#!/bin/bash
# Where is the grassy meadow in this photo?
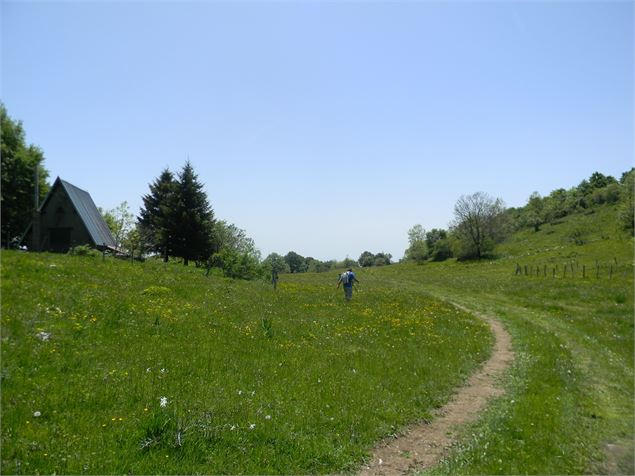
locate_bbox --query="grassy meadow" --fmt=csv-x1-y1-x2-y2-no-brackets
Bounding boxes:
1,251,491,474
1,204,633,474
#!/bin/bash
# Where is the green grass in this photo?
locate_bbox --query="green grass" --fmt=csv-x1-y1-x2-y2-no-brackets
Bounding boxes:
2,205,632,474
1,252,491,474
363,205,633,475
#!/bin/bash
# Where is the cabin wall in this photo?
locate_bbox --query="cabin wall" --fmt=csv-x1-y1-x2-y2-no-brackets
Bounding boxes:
33,188,93,252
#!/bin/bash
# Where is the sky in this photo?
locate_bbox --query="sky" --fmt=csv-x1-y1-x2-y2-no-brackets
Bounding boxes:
2,1,633,261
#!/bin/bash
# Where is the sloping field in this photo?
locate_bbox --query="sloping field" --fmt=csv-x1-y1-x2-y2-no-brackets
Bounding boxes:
2,206,632,475
1,251,491,474
366,206,633,475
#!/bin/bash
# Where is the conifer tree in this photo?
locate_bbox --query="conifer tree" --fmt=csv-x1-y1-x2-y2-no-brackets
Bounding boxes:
171,161,215,265
138,168,177,261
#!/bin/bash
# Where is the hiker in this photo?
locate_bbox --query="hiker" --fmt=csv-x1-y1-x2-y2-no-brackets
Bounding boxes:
271,269,279,289
337,268,359,301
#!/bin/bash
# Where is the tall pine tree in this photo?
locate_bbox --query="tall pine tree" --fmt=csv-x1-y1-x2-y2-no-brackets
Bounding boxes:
137,168,177,261
171,161,215,265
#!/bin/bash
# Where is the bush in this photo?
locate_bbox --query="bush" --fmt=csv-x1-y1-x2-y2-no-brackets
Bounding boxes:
208,248,263,280
430,239,452,261
68,245,100,257
566,227,589,246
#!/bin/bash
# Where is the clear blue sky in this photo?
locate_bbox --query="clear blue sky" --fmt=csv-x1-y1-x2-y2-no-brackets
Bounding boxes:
2,1,633,261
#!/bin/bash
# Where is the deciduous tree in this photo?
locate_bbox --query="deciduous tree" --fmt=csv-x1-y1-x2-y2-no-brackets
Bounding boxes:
451,192,506,259
1,104,50,247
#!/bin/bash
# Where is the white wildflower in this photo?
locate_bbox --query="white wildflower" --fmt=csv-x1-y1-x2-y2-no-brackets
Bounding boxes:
160,368,166,373
160,396,168,408
146,367,151,373
238,390,243,396
230,425,236,431
33,411,41,417
265,415,271,420
249,423,256,430
36,331,51,341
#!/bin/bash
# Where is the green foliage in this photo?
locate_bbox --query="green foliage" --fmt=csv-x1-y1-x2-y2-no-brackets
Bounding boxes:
209,247,263,280
138,163,216,265
284,251,307,273
511,170,632,236
312,260,335,273
138,168,178,260
404,225,428,263
171,162,215,265
373,252,392,266
213,221,256,256
566,225,589,245
100,201,135,252
525,191,546,231
358,251,375,267
359,251,393,267
429,238,452,261
209,220,261,277
67,245,100,257
618,168,634,235
0,103,50,247
451,192,506,259
262,252,290,274
425,228,447,249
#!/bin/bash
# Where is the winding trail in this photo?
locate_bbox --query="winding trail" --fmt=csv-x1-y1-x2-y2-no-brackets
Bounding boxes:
359,304,515,476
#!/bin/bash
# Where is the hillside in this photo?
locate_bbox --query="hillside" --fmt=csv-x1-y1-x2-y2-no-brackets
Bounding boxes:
1,202,633,474
367,204,634,474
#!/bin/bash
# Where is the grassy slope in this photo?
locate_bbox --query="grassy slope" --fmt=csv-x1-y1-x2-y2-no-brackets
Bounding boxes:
1,251,491,474
2,204,632,474
367,204,634,474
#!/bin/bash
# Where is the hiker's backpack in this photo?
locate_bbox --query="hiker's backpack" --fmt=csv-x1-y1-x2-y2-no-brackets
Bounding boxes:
340,271,350,285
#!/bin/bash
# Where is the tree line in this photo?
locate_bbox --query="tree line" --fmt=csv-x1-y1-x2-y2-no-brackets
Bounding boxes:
403,169,634,263
2,103,632,276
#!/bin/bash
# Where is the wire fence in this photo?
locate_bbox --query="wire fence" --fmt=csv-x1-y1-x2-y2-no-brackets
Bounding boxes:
513,258,629,279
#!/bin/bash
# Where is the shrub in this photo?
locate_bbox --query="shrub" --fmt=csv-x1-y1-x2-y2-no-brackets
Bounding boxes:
67,245,100,257
209,248,264,280
566,227,588,246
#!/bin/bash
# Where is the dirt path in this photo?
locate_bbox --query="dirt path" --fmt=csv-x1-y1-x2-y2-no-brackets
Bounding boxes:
359,304,515,476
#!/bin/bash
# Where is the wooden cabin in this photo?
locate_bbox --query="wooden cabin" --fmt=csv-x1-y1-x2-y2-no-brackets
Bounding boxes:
22,177,116,252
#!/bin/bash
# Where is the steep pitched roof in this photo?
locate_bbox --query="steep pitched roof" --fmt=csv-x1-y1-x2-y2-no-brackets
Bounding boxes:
40,177,116,249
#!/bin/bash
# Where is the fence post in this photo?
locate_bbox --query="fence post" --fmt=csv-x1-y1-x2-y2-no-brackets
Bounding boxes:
524,265,528,276
543,264,547,277
582,265,586,279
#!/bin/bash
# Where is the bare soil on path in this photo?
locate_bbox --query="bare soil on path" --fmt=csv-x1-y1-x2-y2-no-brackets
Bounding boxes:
359,304,515,476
